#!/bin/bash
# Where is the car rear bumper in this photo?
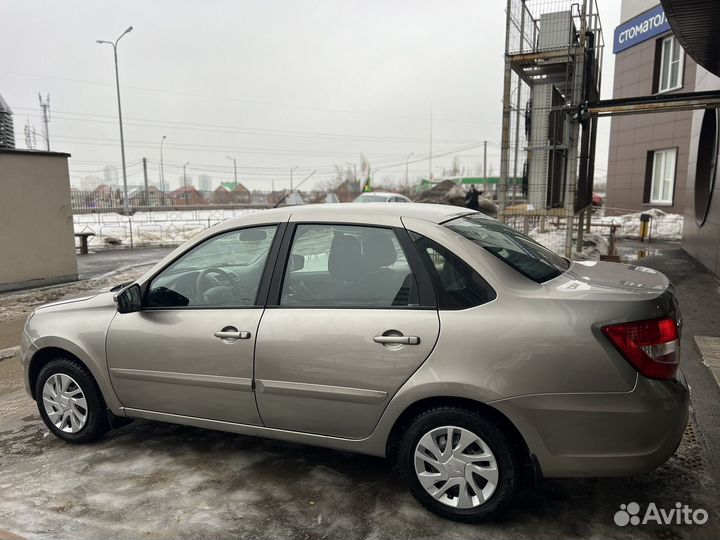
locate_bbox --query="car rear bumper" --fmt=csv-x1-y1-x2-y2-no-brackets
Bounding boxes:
490,371,689,477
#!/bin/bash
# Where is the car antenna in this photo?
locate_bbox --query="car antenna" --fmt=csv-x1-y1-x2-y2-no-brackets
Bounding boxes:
273,170,317,208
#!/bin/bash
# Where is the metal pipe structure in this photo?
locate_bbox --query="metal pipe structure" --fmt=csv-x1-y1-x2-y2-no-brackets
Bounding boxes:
498,0,513,221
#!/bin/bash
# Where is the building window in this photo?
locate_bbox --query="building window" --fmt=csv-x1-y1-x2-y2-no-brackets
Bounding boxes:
658,36,684,93
649,149,677,205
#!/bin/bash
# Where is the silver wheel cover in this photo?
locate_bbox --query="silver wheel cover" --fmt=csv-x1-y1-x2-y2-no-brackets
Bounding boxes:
414,425,499,509
42,373,88,433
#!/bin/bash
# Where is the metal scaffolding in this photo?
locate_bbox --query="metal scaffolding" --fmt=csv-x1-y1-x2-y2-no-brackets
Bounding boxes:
499,0,604,257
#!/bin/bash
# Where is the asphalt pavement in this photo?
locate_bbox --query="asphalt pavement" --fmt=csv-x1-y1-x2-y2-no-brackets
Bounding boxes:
626,241,720,484
76,246,174,279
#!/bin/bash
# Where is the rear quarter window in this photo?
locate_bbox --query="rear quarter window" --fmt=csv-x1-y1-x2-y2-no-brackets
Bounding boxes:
444,214,569,283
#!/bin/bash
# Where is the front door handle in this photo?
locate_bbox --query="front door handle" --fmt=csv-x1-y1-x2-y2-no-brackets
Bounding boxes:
214,327,251,342
373,335,420,345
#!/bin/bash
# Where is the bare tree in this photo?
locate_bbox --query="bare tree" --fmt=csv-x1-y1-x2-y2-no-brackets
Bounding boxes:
317,174,343,193
450,155,462,176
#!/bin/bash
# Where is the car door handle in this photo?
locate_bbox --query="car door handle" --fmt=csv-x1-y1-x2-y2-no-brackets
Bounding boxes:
214,329,251,340
373,335,420,345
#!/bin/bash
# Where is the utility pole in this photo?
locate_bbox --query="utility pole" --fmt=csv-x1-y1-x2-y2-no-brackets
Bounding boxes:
405,152,414,185
160,135,167,193
24,120,37,150
38,93,50,151
142,157,149,207
483,140,487,193
290,166,299,191
183,162,190,203
429,105,433,179
226,156,238,187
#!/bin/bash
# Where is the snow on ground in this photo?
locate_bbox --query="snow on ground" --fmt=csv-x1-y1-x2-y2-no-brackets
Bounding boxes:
594,208,683,240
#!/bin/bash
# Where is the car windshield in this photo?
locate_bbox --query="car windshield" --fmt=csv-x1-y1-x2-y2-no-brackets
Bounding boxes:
354,194,388,202
444,214,570,283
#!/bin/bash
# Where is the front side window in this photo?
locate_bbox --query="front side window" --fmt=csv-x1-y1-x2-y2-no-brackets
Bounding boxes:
445,214,570,283
658,35,683,93
649,148,677,204
280,224,418,307
146,225,277,308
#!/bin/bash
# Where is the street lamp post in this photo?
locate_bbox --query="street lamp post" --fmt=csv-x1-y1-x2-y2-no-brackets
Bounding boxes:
405,152,415,185
160,135,167,193
290,166,299,191
183,161,190,205
97,26,133,217
226,156,238,187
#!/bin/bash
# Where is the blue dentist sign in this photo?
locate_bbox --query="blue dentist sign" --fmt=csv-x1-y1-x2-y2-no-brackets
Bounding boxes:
613,4,671,54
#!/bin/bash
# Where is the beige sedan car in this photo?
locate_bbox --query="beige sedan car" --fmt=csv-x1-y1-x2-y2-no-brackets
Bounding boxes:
21,203,688,522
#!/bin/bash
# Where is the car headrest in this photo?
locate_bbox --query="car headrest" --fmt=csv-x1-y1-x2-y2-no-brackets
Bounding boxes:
363,230,397,270
328,233,364,281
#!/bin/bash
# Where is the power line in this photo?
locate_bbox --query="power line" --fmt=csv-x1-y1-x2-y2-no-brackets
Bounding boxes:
7,71,488,126
16,107,485,146
52,133,491,162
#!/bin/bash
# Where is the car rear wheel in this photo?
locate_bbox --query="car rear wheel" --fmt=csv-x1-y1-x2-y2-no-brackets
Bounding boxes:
398,406,519,522
35,358,109,444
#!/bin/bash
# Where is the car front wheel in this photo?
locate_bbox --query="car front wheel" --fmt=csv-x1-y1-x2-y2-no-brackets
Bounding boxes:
398,406,519,522
35,357,109,444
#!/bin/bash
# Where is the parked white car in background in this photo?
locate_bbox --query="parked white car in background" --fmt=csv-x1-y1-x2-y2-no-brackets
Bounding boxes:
353,192,412,203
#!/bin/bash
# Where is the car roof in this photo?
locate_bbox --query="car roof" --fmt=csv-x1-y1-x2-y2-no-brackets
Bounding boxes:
221,202,473,228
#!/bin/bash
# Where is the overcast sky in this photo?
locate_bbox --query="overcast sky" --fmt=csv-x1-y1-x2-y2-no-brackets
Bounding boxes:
2,0,621,191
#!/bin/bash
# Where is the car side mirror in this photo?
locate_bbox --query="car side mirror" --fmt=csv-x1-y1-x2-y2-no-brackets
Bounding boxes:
115,283,142,313
288,253,305,272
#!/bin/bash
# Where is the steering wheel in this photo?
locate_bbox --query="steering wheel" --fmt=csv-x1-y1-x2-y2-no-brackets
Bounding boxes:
195,267,238,300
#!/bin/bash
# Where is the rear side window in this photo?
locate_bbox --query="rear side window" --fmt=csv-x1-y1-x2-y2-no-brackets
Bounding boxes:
445,214,569,283
411,232,496,310
280,224,419,307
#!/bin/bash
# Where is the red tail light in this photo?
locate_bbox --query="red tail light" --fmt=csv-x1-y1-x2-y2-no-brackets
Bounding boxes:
602,317,680,380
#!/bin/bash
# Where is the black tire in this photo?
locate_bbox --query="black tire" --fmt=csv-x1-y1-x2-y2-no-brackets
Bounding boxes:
35,357,110,444
397,406,519,523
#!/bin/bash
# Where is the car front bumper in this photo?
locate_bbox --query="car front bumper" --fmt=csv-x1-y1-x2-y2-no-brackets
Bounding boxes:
20,325,37,397
490,371,690,478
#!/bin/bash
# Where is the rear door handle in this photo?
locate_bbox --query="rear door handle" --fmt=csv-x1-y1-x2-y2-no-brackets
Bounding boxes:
373,335,420,345
214,327,251,342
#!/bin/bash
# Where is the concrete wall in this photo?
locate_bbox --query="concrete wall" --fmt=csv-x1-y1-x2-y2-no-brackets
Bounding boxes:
0,150,78,291
682,66,720,277
606,13,696,214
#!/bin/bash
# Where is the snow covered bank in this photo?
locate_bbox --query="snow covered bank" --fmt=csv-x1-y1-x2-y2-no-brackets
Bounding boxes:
529,227,609,260
594,208,683,241
525,208,682,261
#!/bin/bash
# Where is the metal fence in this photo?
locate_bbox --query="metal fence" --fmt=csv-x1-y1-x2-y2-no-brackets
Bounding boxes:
70,186,683,256
73,208,265,249
71,189,283,214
